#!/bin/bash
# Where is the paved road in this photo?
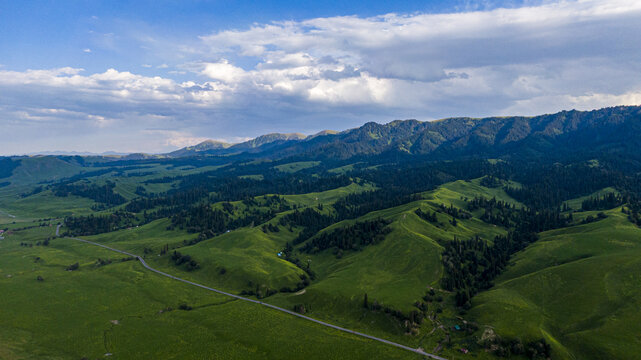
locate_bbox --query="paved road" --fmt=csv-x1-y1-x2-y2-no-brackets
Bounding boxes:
0,208,16,218
57,225,447,360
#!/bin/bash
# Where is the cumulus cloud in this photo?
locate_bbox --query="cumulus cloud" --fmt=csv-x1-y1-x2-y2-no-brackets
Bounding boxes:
1,0,641,154
194,0,641,114
201,60,247,83
503,90,641,115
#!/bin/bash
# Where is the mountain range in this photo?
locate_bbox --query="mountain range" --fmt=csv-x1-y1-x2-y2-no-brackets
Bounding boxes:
164,106,641,161
19,106,641,163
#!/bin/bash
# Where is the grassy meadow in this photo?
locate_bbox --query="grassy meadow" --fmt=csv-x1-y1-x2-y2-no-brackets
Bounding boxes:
0,223,420,360
469,208,641,359
2,155,640,360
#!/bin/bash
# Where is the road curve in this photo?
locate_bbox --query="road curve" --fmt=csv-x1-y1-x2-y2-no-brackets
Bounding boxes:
58,226,446,360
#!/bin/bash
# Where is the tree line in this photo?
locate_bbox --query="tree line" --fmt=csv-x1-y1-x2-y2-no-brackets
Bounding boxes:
279,208,336,245
52,181,126,207
581,192,623,211
64,210,136,236
301,219,392,255
441,202,573,309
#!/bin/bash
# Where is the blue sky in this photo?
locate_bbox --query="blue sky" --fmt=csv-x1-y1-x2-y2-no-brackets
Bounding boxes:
1,0,640,154
1,0,533,73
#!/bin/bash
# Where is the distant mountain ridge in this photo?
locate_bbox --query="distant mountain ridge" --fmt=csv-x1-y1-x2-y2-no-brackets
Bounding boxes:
168,140,232,157
167,131,326,157
17,106,641,161
26,150,129,156
168,106,641,161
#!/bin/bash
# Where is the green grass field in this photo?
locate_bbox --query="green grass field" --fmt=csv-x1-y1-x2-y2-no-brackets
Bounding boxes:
0,176,536,359
0,224,421,360
56,178,508,359
0,190,96,221
3,164,641,360
274,161,321,173
327,162,362,174
469,207,641,359
424,178,523,209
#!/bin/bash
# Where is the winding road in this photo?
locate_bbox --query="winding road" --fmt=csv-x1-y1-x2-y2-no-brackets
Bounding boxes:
56,225,447,360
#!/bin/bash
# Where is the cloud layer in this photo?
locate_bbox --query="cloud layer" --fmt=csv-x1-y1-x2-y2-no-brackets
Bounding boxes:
2,0,641,154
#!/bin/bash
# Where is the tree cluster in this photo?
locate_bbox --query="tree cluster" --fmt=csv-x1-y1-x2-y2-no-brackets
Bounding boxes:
170,202,278,243
333,190,420,220
442,208,572,309
261,223,280,233
581,192,623,211
170,251,200,271
505,162,617,210
52,181,126,206
279,241,316,282
0,158,20,179
279,208,335,245
467,196,517,227
581,212,607,224
623,201,641,226
437,203,472,220
64,210,136,236
480,175,502,188
415,208,438,223
240,282,278,299
301,219,391,254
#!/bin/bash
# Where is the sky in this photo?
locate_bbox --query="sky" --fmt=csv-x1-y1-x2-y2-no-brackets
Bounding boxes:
1,0,640,155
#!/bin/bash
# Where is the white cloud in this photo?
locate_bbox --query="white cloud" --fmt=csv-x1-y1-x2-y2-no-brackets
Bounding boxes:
201,60,247,83
0,67,233,153
193,0,641,115
308,74,390,105
144,129,210,148
83,48,92,53
1,0,641,154
503,90,641,116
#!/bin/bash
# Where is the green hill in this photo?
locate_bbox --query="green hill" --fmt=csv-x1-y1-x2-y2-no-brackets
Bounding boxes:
0,224,417,359
469,208,641,359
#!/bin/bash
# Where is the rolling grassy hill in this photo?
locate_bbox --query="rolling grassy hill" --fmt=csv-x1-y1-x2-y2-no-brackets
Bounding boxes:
7,172,620,359
67,178,518,358
0,224,419,360
561,187,619,211
469,207,641,359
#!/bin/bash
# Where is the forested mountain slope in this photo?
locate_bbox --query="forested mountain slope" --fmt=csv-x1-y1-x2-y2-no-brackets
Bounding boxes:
169,106,641,161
